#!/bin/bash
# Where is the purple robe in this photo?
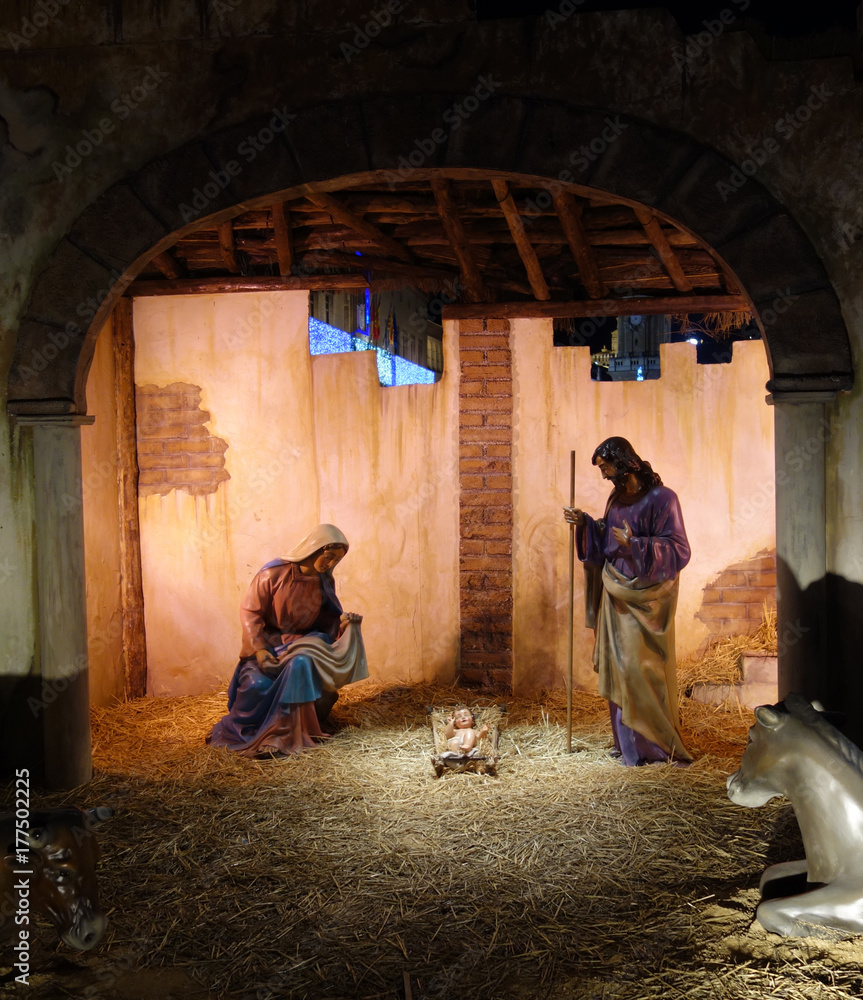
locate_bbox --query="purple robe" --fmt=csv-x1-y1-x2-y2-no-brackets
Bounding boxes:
577,484,692,765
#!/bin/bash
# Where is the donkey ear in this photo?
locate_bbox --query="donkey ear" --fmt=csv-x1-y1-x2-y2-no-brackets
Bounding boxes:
755,705,784,729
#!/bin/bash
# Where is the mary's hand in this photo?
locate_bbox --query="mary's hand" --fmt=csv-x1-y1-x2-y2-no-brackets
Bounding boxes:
255,648,281,676
340,611,363,624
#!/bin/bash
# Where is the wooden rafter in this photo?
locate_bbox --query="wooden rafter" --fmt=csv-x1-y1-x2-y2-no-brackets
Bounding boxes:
217,221,240,274
430,177,487,303
491,179,550,300
442,294,750,321
553,192,607,299
306,191,414,263
272,202,295,276
129,275,369,296
633,207,693,294
150,250,182,280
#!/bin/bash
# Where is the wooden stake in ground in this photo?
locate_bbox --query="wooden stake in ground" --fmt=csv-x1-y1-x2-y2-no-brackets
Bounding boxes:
567,449,575,753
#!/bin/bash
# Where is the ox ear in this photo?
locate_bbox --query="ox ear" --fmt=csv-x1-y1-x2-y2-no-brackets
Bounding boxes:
754,705,784,729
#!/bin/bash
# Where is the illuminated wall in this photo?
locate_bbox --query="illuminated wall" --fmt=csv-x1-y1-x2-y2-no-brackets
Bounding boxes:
127,291,460,696
511,320,774,695
81,299,773,701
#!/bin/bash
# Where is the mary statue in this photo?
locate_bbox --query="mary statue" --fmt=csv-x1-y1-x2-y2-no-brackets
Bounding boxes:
207,524,368,756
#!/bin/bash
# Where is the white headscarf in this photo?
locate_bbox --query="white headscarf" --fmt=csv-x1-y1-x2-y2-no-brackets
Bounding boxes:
282,524,349,563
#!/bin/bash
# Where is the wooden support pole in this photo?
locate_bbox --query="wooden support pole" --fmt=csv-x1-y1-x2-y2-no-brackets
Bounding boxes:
567,449,575,754
218,221,241,274
633,207,694,293
113,297,148,700
272,202,295,276
442,293,750,321
553,192,607,299
306,191,415,263
491,178,550,300
430,176,487,302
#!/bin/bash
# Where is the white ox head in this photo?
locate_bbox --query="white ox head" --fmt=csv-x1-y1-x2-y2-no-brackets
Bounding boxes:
727,702,797,808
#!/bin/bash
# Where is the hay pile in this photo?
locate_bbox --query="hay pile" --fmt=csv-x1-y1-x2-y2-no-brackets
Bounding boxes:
12,680,863,1000
678,607,778,694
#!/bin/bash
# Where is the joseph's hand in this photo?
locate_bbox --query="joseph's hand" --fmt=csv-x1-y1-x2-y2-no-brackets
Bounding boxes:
255,648,279,669
563,507,586,526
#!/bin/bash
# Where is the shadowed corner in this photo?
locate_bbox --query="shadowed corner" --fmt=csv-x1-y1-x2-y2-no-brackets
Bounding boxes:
0,675,45,784
775,558,863,750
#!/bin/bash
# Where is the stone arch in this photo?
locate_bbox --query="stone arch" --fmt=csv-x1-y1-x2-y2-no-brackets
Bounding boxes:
7,94,853,413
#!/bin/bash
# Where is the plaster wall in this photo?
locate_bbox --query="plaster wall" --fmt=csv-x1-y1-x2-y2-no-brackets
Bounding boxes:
79,316,124,707
511,323,774,696
130,291,460,696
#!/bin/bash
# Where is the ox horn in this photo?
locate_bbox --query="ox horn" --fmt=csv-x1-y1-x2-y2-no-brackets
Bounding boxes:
85,806,114,825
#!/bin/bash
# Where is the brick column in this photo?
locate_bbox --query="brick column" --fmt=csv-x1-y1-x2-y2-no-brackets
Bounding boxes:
458,319,513,688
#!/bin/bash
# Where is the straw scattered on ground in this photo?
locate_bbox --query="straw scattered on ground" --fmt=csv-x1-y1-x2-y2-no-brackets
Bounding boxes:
6,659,863,1000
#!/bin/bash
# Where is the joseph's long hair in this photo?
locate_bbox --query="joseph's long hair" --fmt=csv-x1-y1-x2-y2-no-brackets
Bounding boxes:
592,437,662,489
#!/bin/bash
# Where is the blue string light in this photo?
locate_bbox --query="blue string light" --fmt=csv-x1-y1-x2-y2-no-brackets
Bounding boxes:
309,318,435,387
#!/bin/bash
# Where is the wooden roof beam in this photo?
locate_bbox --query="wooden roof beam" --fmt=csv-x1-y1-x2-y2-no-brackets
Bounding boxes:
128,274,369,296
553,192,607,299
306,191,414,263
442,293,750,321
633,207,693,294
217,221,241,274
150,250,183,280
272,202,295,276
430,177,487,303
491,179,550,300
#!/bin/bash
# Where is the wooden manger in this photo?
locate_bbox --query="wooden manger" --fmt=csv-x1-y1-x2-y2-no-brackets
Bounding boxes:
427,703,506,776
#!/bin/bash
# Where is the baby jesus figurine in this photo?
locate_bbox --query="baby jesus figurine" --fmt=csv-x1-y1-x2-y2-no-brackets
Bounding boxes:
443,707,489,758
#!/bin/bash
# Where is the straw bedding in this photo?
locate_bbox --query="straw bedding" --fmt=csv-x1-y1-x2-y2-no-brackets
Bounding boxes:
7,671,863,1000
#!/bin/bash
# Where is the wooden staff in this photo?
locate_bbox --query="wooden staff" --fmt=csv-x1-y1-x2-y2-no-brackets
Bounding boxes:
567,449,575,754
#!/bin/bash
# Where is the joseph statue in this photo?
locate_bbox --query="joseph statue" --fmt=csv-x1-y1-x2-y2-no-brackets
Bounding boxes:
564,437,692,766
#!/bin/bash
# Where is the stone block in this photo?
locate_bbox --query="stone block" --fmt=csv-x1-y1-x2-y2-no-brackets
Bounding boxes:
443,95,529,173
584,117,699,208
717,212,829,304
129,142,241,232
8,319,84,409
67,182,169,273
761,287,853,388
657,148,780,250
360,93,455,176
740,653,778,685
26,238,121,331
201,115,303,206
